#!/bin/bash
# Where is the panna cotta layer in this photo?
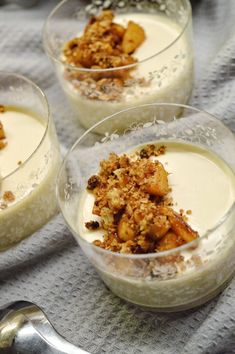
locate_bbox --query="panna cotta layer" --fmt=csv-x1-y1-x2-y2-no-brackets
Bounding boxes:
0,107,61,249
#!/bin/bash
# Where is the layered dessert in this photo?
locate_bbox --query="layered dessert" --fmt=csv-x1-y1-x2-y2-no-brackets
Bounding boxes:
61,10,193,129
77,141,235,310
0,106,61,250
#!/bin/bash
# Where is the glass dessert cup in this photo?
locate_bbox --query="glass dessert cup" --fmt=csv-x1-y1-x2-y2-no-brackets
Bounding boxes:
57,103,235,312
43,0,194,130
0,72,61,250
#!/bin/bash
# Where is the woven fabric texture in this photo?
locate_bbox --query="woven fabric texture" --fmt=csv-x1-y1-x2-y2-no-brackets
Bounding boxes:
1,1,235,353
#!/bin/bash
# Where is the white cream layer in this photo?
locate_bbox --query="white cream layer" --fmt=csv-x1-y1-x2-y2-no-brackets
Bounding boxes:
0,108,45,177
78,141,235,244
0,108,51,205
0,107,60,249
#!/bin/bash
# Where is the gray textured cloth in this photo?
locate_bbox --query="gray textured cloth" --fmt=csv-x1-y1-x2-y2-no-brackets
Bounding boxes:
1,1,235,353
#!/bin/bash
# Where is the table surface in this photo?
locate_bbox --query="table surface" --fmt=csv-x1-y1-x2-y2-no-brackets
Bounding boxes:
1,1,235,353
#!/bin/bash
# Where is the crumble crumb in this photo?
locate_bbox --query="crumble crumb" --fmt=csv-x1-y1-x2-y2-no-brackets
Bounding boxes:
85,220,100,230
186,209,192,215
3,191,15,203
140,145,166,159
18,161,22,166
86,144,198,254
63,10,148,102
87,175,100,190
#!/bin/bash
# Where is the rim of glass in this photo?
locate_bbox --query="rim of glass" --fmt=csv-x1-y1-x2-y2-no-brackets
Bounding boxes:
43,0,192,73
57,103,235,259
0,71,50,181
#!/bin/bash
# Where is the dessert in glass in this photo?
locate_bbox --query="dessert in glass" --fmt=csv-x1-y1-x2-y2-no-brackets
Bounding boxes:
0,72,61,250
43,0,194,129
57,103,235,312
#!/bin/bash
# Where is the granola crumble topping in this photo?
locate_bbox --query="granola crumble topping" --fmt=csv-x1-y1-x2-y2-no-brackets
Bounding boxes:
63,10,148,102
85,144,199,254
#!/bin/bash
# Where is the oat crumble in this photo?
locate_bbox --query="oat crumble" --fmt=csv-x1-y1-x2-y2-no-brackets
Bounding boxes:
63,10,148,102
85,144,198,254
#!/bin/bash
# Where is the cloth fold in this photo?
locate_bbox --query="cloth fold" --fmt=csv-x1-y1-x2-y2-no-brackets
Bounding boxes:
0,1,235,353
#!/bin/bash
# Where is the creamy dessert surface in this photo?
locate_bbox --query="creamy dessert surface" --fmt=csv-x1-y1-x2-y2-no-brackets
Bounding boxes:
78,141,235,256
0,107,45,177
0,107,50,208
61,11,193,128
0,106,60,249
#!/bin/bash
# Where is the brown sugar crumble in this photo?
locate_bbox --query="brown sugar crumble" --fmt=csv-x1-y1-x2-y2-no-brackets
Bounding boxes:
3,191,15,203
85,144,198,254
63,10,147,102
0,121,7,150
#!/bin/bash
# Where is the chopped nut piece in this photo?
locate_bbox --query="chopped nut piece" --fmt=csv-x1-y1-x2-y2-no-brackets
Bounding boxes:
85,220,100,230
0,105,5,113
3,191,15,203
122,21,146,54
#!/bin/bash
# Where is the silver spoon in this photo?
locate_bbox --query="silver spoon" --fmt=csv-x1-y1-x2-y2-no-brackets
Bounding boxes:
0,300,89,353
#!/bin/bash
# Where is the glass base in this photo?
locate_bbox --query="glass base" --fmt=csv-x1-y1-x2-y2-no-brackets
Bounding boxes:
105,273,234,313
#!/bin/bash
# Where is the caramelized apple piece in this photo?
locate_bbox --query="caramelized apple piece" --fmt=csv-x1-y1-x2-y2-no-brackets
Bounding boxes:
157,232,184,252
118,215,136,241
169,213,198,243
122,21,145,54
149,215,171,239
111,23,126,42
144,162,170,197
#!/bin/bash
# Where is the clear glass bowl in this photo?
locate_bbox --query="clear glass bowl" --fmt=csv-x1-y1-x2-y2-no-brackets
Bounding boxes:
0,72,61,250
43,0,194,130
57,103,235,311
